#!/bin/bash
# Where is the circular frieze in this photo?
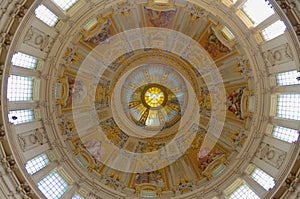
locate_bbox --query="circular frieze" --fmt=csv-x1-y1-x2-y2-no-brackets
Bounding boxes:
70,28,226,174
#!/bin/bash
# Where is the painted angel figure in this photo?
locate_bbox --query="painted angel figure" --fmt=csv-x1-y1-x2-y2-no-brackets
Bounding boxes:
84,139,104,161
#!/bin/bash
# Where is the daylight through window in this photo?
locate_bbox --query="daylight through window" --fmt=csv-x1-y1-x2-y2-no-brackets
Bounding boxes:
34,4,59,27
277,94,300,120
276,70,300,86
229,184,260,199
250,168,275,190
241,0,274,26
261,20,286,41
7,75,33,101
52,0,78,11
8,109,34,124
11,52,37,69
25,154,49,175
38,172,68,199
273,126,299,143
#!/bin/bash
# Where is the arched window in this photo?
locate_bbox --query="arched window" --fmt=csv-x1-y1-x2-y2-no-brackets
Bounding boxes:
25,154,49,175
34,4,59,27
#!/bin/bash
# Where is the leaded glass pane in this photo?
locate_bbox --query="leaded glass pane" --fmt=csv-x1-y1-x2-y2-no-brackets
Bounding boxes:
38,172,68,199
229,184,260,199
277,94,300,120
273,126,299,143
8,109,34,124
25,154,49,175
11,52,37,69
35,4,59,27
250,168,275,190
276,70,300,86
7,75,33,101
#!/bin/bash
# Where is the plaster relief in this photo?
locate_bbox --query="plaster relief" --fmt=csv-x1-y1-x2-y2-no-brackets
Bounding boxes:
262,43,293,67
256,142,287,169
17,128,48,152
24,26,54,53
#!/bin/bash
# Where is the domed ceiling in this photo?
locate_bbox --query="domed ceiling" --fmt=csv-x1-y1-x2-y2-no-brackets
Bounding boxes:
0,0,300,199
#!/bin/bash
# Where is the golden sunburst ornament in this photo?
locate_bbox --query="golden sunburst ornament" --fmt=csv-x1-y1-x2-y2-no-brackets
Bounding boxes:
144,87,165,108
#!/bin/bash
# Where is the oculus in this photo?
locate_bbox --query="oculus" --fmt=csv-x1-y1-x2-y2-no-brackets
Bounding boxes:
143,86,166,108
128,83,181,129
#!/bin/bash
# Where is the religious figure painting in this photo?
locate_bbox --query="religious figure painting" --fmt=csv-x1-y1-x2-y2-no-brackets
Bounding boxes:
100,118,129,148
64,75,87,109
144,7,176,28
83,139,103,161
226,87,245,120
95,78,111,110
83,19,112,46
202,31,231,60
197,147,226,174
134,170,164,186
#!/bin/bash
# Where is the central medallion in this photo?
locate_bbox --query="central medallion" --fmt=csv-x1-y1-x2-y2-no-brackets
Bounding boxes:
119,64,188,130
143,85,167,108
